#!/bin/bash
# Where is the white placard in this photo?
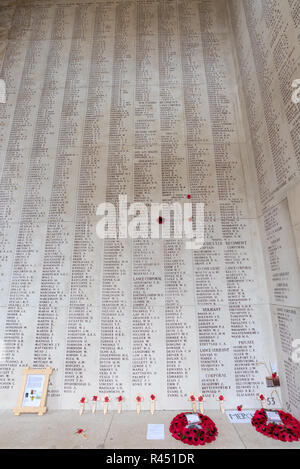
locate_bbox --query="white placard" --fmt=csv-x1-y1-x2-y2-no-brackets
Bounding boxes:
22,374,45,407
147,424,165,440
185,413,200,425
226,410,256,423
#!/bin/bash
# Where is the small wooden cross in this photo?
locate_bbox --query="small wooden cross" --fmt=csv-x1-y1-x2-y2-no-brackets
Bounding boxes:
150,394,156,415
217,395,225,414
75,428,87,439
198,395,205,414
103,395,110,414
189,394,197,413
116,395,124,414
135,393,143,414
91,395,99,414
258,394,267,409
79,396,87,415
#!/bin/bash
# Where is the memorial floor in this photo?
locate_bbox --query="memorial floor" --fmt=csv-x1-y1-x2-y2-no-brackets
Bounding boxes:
1,410,300,449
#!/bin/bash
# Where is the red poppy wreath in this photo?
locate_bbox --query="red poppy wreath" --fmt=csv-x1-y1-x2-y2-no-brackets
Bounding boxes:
169,412,218,446
252,409,300,442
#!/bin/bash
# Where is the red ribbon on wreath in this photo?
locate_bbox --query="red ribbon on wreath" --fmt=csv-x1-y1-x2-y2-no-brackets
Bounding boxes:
169,412,218,446
252,409,300,442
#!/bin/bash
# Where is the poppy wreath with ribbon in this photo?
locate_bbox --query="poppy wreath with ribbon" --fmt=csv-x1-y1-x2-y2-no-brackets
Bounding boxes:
252,409,300,442
169,412,218,446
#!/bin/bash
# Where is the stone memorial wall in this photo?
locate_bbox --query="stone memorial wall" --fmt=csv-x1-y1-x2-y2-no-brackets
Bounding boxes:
229,0,300,418
0,0,297,412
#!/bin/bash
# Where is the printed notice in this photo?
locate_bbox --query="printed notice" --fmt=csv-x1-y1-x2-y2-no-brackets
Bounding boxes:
22,374,45,407
147,424,165,440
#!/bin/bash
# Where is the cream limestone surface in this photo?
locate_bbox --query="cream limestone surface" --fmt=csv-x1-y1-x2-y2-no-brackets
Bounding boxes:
228,0,300,418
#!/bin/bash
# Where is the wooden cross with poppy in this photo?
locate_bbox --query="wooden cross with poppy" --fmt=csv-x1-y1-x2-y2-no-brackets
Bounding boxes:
149,394,156,415
103,395,110,414
217,394,225,414
258,394,267,409
116,394,124,414
189,394,197,413
135,394,143,414
198,395,205,414
75,428,87,439
91,395,99,414
79,396,87,415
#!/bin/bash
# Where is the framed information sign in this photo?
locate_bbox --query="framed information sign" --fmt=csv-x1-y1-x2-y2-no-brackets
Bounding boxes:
13,367,53,416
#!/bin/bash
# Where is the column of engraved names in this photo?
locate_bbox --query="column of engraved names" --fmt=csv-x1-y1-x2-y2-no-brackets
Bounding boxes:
62,4,114,398
178,0,227,398
131,0,166,395
199,1,261,398
244,3,297,199
158,0,199,402
0,5,56,390
228,0,272,207
27,5,93,401
262,0,300,172
99,1,134,397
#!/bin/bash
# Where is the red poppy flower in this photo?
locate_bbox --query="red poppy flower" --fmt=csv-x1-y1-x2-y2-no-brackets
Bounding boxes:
92,395,98,401
198,396,204,402
187,194,191,199
158,216,164,224
136,395,142,402
237,405,242,411
259,394,265,401
80,397,86,404
117,395,123,402
190,395,196,401
104,396,109,403
218,395,224,401
272,373,277,379
76,429,84,434
150,394,156,401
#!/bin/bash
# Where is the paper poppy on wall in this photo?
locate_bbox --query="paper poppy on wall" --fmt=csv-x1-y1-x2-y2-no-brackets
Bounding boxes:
252,409,300,442
169,413,218,446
